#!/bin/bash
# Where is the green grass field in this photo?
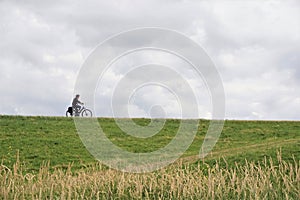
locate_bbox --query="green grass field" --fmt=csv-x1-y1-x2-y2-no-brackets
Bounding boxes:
0,115,299,199
0,115,299,171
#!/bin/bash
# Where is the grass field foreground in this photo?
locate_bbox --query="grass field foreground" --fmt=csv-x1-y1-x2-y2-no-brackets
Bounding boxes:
0,115,299,199
0,152,299,199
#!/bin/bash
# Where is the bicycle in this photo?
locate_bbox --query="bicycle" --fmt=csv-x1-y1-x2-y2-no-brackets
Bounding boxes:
66,105,93,117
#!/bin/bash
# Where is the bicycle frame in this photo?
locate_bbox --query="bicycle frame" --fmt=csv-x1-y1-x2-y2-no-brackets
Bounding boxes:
74,106,86,116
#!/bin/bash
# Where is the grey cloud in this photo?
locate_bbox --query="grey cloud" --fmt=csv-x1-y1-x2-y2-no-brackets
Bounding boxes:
0,0,299,120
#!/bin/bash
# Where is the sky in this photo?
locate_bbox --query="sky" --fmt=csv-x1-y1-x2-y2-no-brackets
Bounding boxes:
0,0,299,120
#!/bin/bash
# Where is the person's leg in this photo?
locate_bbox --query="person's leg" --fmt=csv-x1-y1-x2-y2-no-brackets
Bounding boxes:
74,105,81,116
73,106,78,116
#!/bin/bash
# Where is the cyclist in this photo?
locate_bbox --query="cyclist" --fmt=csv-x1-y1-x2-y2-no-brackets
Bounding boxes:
72,94,84,116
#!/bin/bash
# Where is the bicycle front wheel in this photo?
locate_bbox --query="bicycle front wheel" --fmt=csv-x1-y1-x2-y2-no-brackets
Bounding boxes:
81,109,93,117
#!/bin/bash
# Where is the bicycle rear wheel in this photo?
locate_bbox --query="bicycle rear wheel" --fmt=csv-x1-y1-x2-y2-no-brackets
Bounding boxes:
81,109,93,117
66,111,73,117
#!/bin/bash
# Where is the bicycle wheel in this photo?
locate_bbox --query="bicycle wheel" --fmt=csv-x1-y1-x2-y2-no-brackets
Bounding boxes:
66,110,73,117
81,109,92,117
66,107,74,117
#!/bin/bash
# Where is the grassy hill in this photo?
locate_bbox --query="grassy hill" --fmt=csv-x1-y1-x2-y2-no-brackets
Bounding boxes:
0,115,299,171
0,115,299,199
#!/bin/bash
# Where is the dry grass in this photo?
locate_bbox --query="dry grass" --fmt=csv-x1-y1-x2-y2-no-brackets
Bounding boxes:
0,152,299,200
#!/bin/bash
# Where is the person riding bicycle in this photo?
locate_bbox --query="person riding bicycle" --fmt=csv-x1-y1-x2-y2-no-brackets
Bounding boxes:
72,94,84,115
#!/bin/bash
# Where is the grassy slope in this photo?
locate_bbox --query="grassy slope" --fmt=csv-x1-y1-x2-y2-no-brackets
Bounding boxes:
0,115,299,172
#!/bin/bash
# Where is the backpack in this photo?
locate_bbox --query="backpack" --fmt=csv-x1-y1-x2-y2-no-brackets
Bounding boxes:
67,107,73,115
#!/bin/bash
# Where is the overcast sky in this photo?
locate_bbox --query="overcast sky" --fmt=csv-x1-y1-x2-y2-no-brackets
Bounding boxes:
0,0,299,120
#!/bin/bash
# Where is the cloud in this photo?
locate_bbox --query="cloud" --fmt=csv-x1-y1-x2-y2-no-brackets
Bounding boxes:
0,0,299,119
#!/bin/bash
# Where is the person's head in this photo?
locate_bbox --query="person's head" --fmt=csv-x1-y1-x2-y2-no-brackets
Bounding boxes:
75,94,80,99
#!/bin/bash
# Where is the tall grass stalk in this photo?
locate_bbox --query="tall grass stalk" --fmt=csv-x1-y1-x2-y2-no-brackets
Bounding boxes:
0,152,299,199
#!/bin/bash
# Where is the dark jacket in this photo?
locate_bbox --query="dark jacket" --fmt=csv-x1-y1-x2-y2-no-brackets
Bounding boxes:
72,98,82,107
